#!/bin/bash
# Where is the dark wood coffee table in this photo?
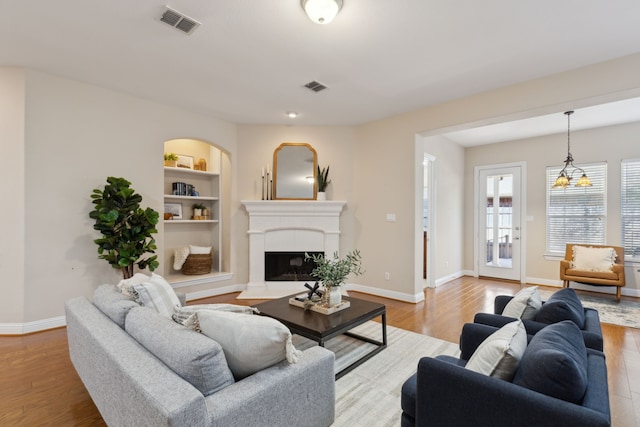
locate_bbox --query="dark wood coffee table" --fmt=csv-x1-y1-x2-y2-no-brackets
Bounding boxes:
253,295,386,379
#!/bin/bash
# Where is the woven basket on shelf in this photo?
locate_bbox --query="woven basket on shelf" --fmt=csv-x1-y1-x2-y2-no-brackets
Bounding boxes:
182,254,212,275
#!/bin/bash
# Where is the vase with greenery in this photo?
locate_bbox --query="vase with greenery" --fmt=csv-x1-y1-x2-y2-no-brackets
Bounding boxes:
316,165,330,200
89,176,160,279
164,152,178,167
306,250,363,306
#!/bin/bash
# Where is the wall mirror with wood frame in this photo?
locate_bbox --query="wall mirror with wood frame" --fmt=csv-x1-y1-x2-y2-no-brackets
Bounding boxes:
273,142,317,200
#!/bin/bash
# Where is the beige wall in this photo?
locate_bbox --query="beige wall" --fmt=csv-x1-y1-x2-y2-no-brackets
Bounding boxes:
424,135,465,284
6,69,238,325
464,122,640,293
354,53,640,300
0,68,26,324
234,125,358,285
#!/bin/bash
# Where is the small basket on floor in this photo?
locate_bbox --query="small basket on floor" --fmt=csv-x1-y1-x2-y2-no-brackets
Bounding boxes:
182,254,212,275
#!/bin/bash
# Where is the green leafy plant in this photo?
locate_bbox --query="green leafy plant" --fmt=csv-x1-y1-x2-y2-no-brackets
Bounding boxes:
89,177,160,279
306,250,363,288
317,165,331,192
164,153,178,161
192,203,206,210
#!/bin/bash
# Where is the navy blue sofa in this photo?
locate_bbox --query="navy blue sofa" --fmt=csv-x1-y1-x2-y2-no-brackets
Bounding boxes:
474,288,603,351
401,321,610,427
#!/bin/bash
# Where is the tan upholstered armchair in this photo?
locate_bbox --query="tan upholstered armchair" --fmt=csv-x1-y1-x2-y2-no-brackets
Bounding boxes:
560,243,625,301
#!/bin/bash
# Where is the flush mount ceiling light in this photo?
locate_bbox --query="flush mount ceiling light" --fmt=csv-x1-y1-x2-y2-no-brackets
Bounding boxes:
286,111,299,118
301,0,343,24
552,111,592,189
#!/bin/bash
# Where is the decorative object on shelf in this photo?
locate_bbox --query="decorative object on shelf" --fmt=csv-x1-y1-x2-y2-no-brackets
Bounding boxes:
317,164,330,200
164,152,178,167
552,110,592,188
301,0,343,25
164,202,183,220
306,249,363,307
194,158,207,171
183,254,212,275
261,164,274,200
176,154,194,169
175,244,213,275
89,176,159,279
172,182,187,195
192,203,207,220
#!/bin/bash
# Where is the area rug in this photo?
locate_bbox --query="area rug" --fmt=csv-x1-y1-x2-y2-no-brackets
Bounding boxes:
292,322,460,426
539,288,640,329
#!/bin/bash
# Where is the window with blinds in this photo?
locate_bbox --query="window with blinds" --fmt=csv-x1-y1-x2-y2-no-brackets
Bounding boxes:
546,162,607,254
621,159,640,261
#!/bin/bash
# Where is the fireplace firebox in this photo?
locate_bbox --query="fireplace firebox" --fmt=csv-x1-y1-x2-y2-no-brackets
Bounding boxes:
265,251,323,282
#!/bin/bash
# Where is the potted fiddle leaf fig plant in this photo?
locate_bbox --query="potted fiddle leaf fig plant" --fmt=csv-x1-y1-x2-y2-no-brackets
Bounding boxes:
89,177,160,279
316,165,330,200
306,250,363,307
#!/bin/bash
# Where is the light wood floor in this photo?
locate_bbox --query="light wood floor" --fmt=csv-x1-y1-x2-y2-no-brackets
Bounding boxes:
1,277,639,426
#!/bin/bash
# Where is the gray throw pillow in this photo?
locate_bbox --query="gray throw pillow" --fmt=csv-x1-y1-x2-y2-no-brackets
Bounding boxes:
125,306,235,396
92,284,139,328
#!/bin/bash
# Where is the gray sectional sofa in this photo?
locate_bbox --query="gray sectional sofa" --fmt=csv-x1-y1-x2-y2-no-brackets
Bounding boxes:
65,286,336,427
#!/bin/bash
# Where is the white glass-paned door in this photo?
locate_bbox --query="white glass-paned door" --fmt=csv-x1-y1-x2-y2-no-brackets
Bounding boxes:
478,166,521,281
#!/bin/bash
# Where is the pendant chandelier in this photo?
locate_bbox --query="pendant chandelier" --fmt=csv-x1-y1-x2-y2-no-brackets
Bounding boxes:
552,110,592,188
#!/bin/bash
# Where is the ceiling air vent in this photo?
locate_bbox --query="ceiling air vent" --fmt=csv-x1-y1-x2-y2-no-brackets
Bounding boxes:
304,80,328,92
160,6,201,35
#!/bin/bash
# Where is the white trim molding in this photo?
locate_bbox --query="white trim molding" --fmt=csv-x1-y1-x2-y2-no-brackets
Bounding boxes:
0,315,66,335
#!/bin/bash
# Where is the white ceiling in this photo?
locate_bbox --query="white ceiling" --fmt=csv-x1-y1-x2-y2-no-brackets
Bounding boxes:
2,0,640,142
443,97,640,147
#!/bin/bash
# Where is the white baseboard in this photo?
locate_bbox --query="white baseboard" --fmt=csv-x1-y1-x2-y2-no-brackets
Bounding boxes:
0,316,66,335
434,271,465,287
346,283,424,303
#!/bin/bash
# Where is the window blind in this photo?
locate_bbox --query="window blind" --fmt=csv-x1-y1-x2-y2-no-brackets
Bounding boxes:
621,159,640,260
546,162,607,253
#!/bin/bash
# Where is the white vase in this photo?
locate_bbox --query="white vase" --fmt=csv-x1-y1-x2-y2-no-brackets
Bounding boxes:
317,192,327,201
328,286,342,307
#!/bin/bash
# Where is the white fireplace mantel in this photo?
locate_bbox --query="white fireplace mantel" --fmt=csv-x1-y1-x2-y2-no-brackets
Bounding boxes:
241,200,346,287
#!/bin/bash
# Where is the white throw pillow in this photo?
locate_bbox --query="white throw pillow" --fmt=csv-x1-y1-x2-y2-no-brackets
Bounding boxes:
466,320,527,381
502,286,542,320
571,246,616,272
198,310,301,380
117,273,150,298
189,245,212,255
132,274,181,318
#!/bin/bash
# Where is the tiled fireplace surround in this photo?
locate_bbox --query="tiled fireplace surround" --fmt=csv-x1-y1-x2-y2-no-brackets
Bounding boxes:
241,200,346,289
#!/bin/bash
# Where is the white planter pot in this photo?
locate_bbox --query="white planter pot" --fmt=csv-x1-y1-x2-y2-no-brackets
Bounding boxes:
317,192,327,201
327,286,342,306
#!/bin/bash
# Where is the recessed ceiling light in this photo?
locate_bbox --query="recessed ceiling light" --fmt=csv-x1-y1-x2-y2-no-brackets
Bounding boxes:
286,112,299,118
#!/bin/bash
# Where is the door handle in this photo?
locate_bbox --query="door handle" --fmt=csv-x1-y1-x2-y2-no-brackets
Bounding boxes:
513,237,520,240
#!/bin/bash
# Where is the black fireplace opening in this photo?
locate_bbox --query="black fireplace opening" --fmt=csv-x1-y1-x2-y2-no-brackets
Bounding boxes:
265,251,324,282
